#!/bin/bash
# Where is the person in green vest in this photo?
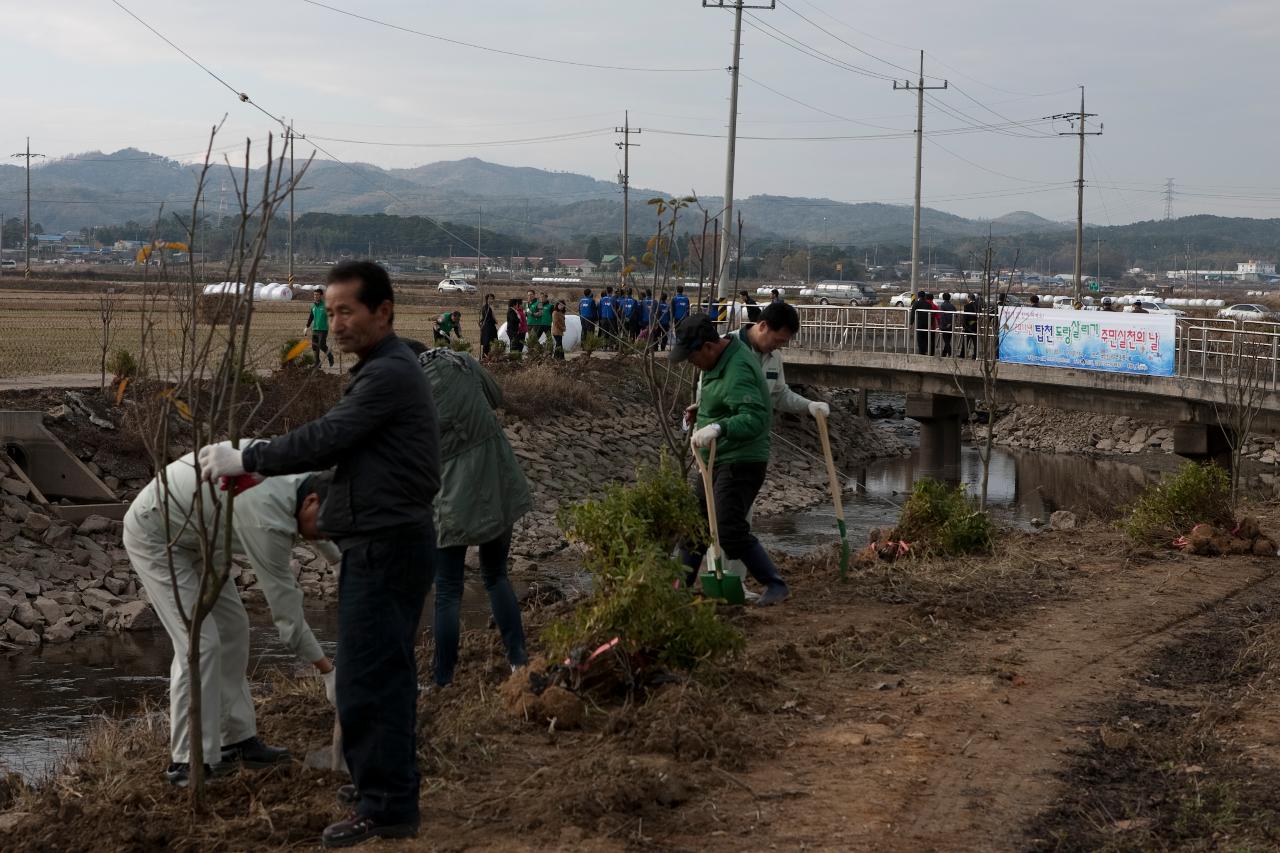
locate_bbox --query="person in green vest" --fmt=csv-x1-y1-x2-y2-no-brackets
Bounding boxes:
303,287,334,367
669,313,789,606
433,310,463,346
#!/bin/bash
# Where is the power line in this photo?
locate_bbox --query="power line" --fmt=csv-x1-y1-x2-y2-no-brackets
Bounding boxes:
741,12,899,81
108,0,486,258
306,128,613,148
299,0,720,73
740,73,907,130
775,0,919,77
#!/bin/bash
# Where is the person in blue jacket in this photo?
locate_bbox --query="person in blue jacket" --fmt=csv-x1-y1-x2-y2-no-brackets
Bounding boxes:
598,286,616,349
672,285,691,325
640,290,655,339
620,288,638,339
655,291,672,351
578,288,597,337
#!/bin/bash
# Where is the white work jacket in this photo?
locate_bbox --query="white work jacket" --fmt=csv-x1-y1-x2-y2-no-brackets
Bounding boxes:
127,442,334,663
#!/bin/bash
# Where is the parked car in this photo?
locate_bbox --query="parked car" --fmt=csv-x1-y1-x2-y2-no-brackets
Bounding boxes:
437,278,477,294
890,291,914,308
1216,303,1277,322
0,260,14,269
1124,300,1185,317
803,280,879,306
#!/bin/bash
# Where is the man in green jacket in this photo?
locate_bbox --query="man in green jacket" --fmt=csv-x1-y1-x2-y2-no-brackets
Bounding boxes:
304,287,335,367
670,313,789,605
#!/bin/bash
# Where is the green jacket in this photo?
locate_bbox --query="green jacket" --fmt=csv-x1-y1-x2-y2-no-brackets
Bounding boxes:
419,349,532,547
527,300,545,326
695,336,772,464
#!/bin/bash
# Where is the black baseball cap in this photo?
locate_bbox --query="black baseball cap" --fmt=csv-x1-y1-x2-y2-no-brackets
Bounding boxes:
669,313,720,363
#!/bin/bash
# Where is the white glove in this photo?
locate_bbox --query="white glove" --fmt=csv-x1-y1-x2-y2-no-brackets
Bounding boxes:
808,401,830,419
197,444,245,482
691,423,722,449
322,668,337,706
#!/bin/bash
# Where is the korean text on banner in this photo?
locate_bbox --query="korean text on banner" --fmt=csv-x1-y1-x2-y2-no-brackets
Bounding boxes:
998,307,1176,377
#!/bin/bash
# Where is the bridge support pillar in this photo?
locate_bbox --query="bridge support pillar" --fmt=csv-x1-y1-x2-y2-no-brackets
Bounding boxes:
907,393,968,483
1172,423,1235,470
853,389,869,419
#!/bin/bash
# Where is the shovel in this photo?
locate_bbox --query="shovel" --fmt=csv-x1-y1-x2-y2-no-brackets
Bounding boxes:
814,409,850,581
693,437,746,605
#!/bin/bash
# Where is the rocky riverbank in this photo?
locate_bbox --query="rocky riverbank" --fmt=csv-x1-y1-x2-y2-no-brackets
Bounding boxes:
977,404,1280,464
0,372,907,651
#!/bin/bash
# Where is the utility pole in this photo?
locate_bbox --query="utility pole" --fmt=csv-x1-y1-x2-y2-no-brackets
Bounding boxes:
704,0,774,298
286,121,306,285
615,111,641,271
893,52,947,296
1049,87,1102,304
11,138,44,279
477,205,483,283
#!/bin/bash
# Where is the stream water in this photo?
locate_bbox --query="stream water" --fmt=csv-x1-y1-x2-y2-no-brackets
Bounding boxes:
0,436,1238,782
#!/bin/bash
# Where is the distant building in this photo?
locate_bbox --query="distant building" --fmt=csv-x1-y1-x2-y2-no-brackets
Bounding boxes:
556,258,595,273
1238,260,1277,277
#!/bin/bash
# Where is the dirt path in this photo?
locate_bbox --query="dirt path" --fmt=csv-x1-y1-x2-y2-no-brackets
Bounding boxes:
8,522,1280,853
654,547,1279,852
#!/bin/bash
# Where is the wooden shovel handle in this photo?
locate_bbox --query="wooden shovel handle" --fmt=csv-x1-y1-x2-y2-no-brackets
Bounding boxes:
814,410,845,522
692,436,722,578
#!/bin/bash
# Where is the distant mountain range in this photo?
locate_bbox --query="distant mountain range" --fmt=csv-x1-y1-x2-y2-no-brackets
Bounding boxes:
1,151,1277,271
0,149,1070,243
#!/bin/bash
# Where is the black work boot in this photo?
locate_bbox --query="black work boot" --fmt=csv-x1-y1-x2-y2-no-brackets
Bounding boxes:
221,736,291,768
336,783,359,806
164,761,235,787
739,542,790,606
321,813,419,848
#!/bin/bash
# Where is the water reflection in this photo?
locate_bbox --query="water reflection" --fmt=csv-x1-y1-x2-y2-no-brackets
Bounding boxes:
0,579,510,781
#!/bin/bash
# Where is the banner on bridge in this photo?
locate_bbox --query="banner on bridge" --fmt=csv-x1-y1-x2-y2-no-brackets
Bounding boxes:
998,307,1176,377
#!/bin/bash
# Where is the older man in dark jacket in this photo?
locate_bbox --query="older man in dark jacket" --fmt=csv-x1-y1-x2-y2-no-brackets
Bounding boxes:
199,260,439,848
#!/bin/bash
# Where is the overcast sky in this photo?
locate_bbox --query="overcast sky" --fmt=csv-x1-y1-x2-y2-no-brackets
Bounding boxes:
6,0,1278,224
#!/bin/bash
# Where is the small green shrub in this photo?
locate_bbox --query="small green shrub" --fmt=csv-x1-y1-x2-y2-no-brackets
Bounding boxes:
108,349,137,379
448,337,472,353
898,478,995,556
546,455,742,670
580,332,603,357
278,337,316,369
1123,462,1232,544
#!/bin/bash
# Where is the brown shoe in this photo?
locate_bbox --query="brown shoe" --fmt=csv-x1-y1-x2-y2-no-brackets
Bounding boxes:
321,813,419,848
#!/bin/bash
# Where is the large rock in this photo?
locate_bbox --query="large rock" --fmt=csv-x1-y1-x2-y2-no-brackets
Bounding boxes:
22,512,51,534
44,616,79,644
76,515,113,536
43,525,74,550
32,596,64,624
0,522,20,541
2,620,39,645
81,587,122,612
1050,510,1077,531
0,478,29,499
0,594,14,623
102,576,128,597
111,600,159,632
11,601,41,629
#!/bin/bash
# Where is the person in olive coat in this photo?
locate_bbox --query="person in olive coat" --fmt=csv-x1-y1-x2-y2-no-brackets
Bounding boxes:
405,342,532,686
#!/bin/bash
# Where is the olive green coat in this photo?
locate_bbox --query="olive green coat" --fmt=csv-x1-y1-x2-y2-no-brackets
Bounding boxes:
419,349,533,548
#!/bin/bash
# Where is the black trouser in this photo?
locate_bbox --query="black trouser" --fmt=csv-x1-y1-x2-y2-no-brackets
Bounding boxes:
915,328,932,355
311,330,333,366
553,334,564,358
432,529,526,687
940,328,952,357
337,527,435,826
961,325,977,358
679,460,785,587
480,326,496,356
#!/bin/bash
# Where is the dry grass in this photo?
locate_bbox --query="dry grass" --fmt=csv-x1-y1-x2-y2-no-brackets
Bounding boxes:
492,361,602,422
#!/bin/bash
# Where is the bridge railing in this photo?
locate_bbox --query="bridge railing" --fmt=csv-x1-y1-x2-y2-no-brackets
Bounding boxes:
786,304,1280,391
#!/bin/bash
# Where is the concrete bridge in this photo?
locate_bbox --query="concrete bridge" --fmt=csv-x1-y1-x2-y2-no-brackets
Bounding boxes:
778,306,1280,466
